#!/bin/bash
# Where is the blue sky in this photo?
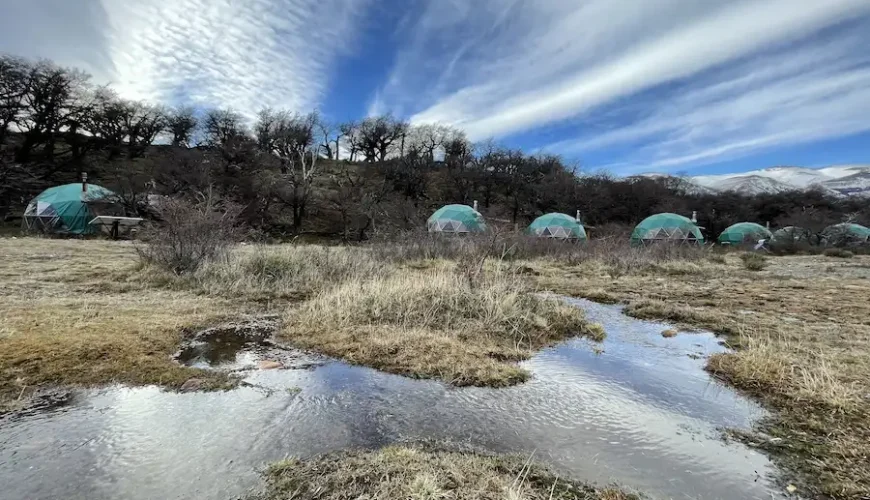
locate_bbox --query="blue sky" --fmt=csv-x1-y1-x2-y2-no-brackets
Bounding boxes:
2,0,870,176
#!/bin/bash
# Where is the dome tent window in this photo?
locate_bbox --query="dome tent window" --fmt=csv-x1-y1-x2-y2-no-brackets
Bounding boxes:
630,213,704,247
427,202,486,234
527,213,587,241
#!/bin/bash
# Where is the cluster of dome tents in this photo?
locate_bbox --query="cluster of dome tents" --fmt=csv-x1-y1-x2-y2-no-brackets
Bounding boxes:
426,203,870,248
20,182,870,249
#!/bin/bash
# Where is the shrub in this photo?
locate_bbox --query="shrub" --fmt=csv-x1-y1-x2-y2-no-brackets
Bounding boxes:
823,248,854,259
136,198,241,275
740,252,767,271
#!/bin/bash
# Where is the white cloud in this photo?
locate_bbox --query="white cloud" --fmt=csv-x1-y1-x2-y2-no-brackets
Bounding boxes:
33,0,368,114
374,0,870,168
545,27,870,173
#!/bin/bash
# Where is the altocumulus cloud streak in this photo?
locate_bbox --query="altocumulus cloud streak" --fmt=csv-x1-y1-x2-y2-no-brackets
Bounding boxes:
99,0,369,112
374,0,870,170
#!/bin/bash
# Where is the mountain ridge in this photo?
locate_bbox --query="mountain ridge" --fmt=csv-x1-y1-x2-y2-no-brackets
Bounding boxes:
638,164,870,197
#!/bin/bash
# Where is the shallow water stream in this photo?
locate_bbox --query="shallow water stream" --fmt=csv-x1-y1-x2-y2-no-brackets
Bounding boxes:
0,299,785,500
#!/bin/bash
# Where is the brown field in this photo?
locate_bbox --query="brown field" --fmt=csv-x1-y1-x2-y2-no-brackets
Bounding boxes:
252,444,636,500
0,239,242,409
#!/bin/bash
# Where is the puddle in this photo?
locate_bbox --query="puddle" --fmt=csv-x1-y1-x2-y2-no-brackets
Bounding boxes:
173,316,324,372
0,299,786,500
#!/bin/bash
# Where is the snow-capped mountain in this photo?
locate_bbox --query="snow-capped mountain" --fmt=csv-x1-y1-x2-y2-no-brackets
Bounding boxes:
640,165,870,197
693,174,796,195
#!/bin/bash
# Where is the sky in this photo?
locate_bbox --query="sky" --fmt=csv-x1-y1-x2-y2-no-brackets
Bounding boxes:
2,0,870,176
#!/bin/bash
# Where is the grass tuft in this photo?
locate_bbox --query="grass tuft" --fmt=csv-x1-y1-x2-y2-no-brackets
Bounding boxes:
739,252,767,271
253,445,638,500
282,269,603,386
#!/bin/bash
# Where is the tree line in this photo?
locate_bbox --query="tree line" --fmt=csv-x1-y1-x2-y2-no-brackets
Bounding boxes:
1,54,868,240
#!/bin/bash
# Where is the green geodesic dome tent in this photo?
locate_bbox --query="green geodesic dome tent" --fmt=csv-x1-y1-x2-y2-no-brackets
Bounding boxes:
23,183,118,235
820,223,870,246
427,204,487,233
630,213,704,246
527,213,587,240
718,222,772,246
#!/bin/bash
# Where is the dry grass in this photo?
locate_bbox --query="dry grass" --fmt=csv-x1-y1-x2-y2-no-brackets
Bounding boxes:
171,244,386,300
824,248,854,259
253,445,637,500
0,238,240,410
0,237,604,408
739,252,767,271
282,270,604,386
530,253,870,498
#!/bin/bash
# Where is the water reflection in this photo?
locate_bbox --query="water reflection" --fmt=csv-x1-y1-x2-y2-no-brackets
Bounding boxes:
0,299,783,500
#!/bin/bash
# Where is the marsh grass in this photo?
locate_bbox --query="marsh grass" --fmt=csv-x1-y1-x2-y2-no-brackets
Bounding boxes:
282,269,604,386
182,244,385,299
0,237,604,404
534,254,870,498
254,445,637,500
707,325,870,498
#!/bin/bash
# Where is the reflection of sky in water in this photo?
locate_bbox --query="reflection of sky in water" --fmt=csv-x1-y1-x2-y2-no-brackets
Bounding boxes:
0,300,784,500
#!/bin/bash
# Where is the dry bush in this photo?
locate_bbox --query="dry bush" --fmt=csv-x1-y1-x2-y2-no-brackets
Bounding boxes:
136,198,242,275
255,445,637,500
739,252,767,271
823,248,854,259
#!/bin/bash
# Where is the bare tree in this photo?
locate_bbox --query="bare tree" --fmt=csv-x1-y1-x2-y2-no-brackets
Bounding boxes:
84,89,165,158
326,168,389,241
202,108,247,147
123,101,166,158
84,87,127,158
15,60,91,162
256,109,322,230
443,132,476,202
408,123,455,161
358,114,408,162
166,106,198,147
0,55,29,145
339,120,361,161
254,107,278,152
316,117,341,160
